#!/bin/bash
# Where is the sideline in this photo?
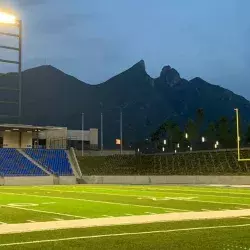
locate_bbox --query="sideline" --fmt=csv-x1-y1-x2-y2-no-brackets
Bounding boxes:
1,209,250,235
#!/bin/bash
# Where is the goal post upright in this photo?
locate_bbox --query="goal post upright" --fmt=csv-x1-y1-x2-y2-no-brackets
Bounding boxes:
234,108,250,162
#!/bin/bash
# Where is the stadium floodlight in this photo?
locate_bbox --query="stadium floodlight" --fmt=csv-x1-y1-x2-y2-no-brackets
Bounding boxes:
0,11,22,121
201,136,205,143
185,133,188,139
162,147,165,152
163,139,167,145
0,12,16,24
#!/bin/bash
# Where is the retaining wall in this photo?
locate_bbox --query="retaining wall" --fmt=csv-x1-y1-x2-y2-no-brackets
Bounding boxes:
58,176,76,185
81,175,250,185
2,176,54,186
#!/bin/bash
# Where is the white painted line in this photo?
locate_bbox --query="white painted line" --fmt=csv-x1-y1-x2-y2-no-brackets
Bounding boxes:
35,188,250,208
1,209,250,235
54,218,63,221
36,188,194,207
239,217,250,220
0,192,185,211
145,212,156,215
42,202,56,205
2,205,86,219
1,223,250,247
82,186,250,200
125,214,133,216
164,208,189,212
27,220,36,223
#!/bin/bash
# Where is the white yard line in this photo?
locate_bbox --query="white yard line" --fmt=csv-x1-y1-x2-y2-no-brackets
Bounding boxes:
1,209,250,235
0,192,187,212
97,187,250,200
34,188,190,211
27,220,36,223
2,205,86,219
239,216,250,220
1,190,249,209
81,186,250,197
1,222,250,247
42,202,56,205
54,218,64,221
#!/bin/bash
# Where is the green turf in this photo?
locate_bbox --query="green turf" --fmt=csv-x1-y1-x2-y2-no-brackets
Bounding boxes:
1,185,250,223
1,218,250,249
1,185,250,249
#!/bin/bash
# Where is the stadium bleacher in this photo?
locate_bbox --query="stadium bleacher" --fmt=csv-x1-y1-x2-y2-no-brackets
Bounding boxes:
0,148,48,176
25,149,73,176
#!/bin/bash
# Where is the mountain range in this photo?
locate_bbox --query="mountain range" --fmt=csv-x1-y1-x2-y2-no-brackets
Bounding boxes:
0,60,250,148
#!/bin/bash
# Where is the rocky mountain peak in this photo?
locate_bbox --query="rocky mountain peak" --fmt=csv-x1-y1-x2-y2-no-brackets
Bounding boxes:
160,65,181,86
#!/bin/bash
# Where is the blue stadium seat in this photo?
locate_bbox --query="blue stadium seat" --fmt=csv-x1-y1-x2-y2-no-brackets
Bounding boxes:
25,149,73,176
0,149,48,176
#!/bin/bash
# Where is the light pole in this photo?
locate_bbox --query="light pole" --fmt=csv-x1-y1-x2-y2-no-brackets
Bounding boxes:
0,12,22,122
101,112,103,153
81,113,84,156
120,109,123,154
234,108,240,160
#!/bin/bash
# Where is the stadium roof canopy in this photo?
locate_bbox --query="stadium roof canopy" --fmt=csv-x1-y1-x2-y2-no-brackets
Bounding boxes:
0,124,66,132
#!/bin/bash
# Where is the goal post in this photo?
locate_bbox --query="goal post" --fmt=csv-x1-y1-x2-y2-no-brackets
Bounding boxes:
234,108,250,161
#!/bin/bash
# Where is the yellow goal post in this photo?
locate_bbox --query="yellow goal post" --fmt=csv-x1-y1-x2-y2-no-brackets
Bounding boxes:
234,108,250,162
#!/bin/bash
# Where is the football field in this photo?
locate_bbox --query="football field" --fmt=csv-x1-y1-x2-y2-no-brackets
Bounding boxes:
1,185,250,249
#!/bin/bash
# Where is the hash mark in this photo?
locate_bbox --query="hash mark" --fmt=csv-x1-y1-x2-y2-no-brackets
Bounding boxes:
54,218,63,221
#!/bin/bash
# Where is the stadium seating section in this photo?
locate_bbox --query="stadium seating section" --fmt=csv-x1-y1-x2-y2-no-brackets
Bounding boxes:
0,148,48,176
25,149,73,176
78,149,250,176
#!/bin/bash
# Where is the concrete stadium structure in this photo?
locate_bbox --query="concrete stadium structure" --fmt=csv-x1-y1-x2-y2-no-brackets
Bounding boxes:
0,124,94,186
0,124,98,149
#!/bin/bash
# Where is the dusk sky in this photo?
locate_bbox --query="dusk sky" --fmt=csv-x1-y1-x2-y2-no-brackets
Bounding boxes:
1,0,250,98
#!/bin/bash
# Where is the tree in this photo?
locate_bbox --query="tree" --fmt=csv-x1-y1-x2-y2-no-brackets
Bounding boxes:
186,119,198,149
196,108,204,137
244,125,250,145
205,122,217,141
216,117,232,148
